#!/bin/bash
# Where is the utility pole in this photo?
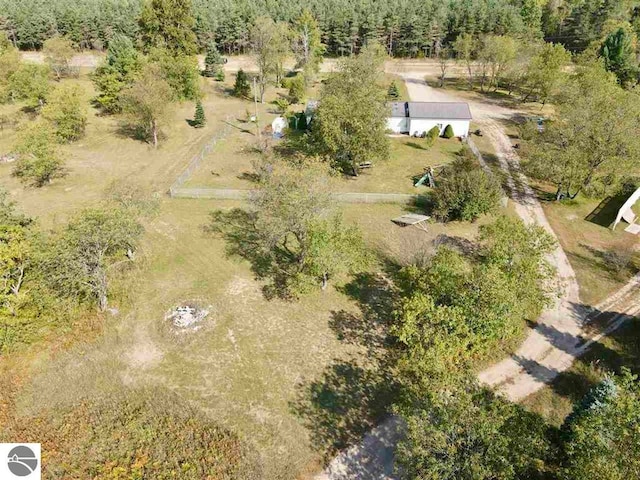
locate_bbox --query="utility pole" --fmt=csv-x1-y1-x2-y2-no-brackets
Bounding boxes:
253,76,261,138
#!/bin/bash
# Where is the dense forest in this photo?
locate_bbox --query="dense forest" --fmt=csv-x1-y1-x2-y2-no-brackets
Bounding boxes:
1,0,639,56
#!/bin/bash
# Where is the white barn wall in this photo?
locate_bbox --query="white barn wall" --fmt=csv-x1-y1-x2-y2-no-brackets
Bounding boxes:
409,119,470,137
387,117,409,133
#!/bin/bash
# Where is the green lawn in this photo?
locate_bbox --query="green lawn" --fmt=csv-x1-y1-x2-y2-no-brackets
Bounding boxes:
185,135,463,194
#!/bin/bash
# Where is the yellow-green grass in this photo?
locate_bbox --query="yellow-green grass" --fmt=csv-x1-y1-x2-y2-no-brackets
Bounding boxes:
185,135,463,194
0,73,280,226
20,198,486,478
1,70,487,478
540,196,640,306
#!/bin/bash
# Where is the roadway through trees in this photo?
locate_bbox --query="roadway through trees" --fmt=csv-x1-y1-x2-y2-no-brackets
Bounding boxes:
315,69,640,480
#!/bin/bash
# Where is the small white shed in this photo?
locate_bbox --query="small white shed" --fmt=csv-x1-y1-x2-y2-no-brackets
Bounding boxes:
387,102,472,138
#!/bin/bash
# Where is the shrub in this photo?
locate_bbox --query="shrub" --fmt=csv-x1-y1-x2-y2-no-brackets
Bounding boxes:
12,122,65,187
274,98,290,115
432,149,502,222
388,81,400,99
42,84,87,142
425,126,440,146
233,69,251,98
3,388,263,479
215,69,226,81
288,74,306,104
443,124,455,139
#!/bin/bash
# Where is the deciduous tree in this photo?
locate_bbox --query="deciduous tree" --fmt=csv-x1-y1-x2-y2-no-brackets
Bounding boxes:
311,43,390,176
210,164,370,298
250,17,289,102
47,206,143,312
42,84,87,142
521,42,570,104
12,121,65,186
524,61,640,199
121,63,174,147
42,36,75,80
291,10,324,78
432,150,502,222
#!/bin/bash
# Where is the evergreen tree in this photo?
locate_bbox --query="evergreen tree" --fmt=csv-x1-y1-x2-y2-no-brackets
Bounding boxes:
92,34,142,114
387,81,400,99
599,28,639,87
193,100,205,128
233,69,251,98
138,0,198,55
203,41,224,78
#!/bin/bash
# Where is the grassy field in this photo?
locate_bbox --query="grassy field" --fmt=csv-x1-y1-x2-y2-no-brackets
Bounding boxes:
185,134,462,194
0,68,486,478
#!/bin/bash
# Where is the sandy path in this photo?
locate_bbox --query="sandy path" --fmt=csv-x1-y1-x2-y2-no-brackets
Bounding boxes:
316,71,640,480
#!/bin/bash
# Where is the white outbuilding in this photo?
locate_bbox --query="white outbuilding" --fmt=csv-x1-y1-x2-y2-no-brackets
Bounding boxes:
387,101,472,138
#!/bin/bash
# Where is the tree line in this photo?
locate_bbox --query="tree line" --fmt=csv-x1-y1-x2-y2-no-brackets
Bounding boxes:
2,0,639,57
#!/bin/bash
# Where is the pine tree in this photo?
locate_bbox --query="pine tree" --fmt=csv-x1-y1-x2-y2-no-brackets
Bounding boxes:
203,41,223,78
233,69,251,98
193,101,205,128
387,81,400,99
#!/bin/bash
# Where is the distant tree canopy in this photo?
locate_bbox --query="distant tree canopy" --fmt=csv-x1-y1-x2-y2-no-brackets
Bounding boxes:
3,0,634,59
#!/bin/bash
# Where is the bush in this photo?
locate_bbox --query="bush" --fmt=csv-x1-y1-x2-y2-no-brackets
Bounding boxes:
443,124,455,139
42,84,87,142
215,69,226,81
12,122,65,187
425,126,440,146
288,74,306,104
3,388,262,479
388,81,400,99
432,148,502,222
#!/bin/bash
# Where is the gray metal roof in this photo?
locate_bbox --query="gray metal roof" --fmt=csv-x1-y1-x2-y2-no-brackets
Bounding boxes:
390,102,408,118
389,102,472,120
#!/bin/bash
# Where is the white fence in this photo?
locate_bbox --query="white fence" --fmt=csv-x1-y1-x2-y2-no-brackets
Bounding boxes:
169,121,232,197
170,188,418,204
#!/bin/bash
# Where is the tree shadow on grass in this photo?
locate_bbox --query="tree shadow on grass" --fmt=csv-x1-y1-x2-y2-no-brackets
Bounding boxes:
291,356,398,459
330,272,396,354
292,266,402,460
405,141,428,151
205,208,293,300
